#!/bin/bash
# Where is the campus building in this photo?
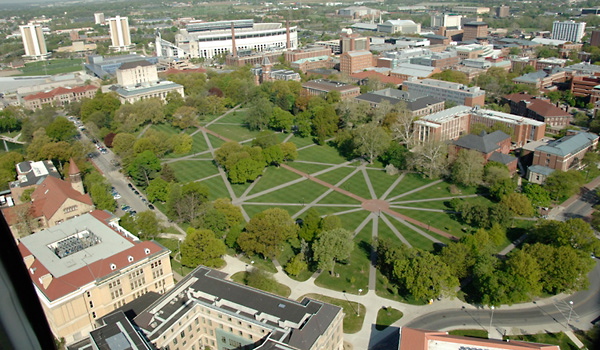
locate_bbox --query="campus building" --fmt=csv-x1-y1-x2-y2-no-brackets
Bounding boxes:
107,16,134,52
17,211,174,343
551,20,586,43
339,50,373,74
302,80,361,100
8,160,60,205
251,56,300,85
355,88,444,117
430,13,463,28
19,24,49,61
503,93,572,130
451,130,518,173
22,85,97,110
402,78,486,107
157,19,297,60
377,20,421,34
462,22,488,41
528,131,598,184
109,60,184,104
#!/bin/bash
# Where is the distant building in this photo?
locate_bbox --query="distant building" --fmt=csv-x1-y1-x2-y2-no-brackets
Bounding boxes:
462,22,488,41
534,57,567,70
591,30,600,46
107,16,134,52
19,24,49,61
340,32,370,53
93,12,105,25
356,88,444,117
511,68,569,90
9,160,60,205
302,79,360,100
22,85,97,110
390,63,440,80
225,50,282,67
504,93,572,129
581,8,600,15
85,54,159,78
571,75,600,103
431,13,463,28
528,131,598,183
251,56,300,85
337,6,381,19
284,47,332,63
551,20,586,43
399,327,560,350
16,212,174,343
402,77,486,107
496,5,510,18
451,6,490,14
411,51,460,70
110,60,184,104
377,20,421,34
340,50,373,74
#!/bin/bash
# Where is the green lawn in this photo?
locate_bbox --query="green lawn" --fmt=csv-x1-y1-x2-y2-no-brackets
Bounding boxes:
288,135,315,148
163,131,209,158
300,293,365,334
231,271,291,297
384,173,437,199
216,109,249,124
381,214,438,251
230,181,253,198
375,307,403,331
335,210,372,232
375,269,427,305
315,190,362,205
396,208,466,240
366,170,402,199
18,58,84,76
207,134,226,149
297,143,348,164
198,175,230,201
448,329,488,338
250,180,328,204
505,332,579,350
0,141,24,153
315,166,356,186
338,171,372,200
397,195,492,210
315,221,371,294
150,123,181,136
399,182,479,201
286,161,333,175
169,160,220,183
248,167,302,195
237,254,277,273
207,123,261,142
242,204,304,219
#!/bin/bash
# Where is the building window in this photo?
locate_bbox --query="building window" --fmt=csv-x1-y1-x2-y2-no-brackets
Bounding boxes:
89,301,94,308
92,312,96,318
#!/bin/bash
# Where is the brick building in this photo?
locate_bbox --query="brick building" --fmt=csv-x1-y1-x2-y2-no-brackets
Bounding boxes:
340,33,370,53
339,50,373,74
571,75,600,103
462,22,488,41
355,88,444,117
451,130,518,173
503,93,572,130
527,131,598,183
302,79,360,100
22,85,97,110
402,77,486,107
284,46,332,62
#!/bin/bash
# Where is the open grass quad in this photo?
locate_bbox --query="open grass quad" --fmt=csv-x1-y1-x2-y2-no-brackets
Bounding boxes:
160,107,514,301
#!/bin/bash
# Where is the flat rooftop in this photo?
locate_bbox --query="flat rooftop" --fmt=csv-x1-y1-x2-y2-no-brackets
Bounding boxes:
420,105,472,122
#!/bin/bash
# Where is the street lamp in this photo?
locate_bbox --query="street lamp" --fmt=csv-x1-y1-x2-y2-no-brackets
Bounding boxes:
567,301,574,327
489,306,495,336
357,289,363,316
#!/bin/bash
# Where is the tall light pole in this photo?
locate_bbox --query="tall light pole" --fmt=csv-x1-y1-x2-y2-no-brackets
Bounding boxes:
357,289,363,316
567,301,574,327
489,305,495,336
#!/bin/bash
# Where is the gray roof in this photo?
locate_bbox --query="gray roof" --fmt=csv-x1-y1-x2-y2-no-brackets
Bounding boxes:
489,152,517,165
19,214,135,278
11,160,60,188
420,105,473,123
90,312,151,350
535,132,598,157
118,60,154,70
453,130,510,154
528,164,556,176
113,81,183,97
356,90,443,111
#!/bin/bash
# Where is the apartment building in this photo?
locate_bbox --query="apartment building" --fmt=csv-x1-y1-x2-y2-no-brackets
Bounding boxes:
551,20,586,43
107,16,133,52
340,33,370,53
339,50,373,74
528,131,598,183
302,80,361,100
17,211,174,343
19,24,49,60
402,77,486,107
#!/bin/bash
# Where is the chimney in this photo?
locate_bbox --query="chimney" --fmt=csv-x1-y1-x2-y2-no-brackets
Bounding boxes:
231,22,237,57
39,274,53,289
24,255,35,269
286,20,291,49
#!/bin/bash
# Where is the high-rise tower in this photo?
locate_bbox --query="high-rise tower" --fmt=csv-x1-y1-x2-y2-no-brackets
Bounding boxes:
19,24,49,61
108,16,133,52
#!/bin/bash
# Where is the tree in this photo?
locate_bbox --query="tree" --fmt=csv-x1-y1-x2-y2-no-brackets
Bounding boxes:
531,218,600,254
171,106,198,130
544,170,585,200
127,151,162,187
84,171,117,211
280,142,298,161
262,145,284,166
393,249,459,301
181,228,226,268
522,183,551,207
379,142,409,170
503,249,542,302
500,193,534,216
229,158,264,183
146,177,170,202
285,253,308,277
252,130,278,149
299,208,321,242
270,107,294,132
169,133,193,154
112,133,137,160
311,104,339,144
440,242,476,280
213,198,243,228
409,140,448,179
46,116,77,141
353,123,392,163
312,228,354,275
431,70,469,85
246,97,273,130
135,211,162,240
451,149,485,187
237,208,298,258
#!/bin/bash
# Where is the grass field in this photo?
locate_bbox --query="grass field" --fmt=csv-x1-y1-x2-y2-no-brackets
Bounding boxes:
247,167,302,196
339,171,373,200
169,160,219,183
448,329,488,338
250,179,329,205
315,166,357,186
366,170,402,198
242,204,304,219
505,332,578,350
0,141,24,153
150,123,181,136
383,214,443,251
396,208,467,240
316,190,362,205
297,143,348,164
197,175,230,201
216,109,249,124
384,173,437,199
399,182,479,201
375,307,403,330
289,134,316,148
207,133,226,149
18,58,84,76
207,123,261,142
286,161,333,175
231,271,291,297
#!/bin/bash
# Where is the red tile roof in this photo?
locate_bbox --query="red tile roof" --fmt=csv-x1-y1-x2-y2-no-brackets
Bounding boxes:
350,70,404,85
68,158,80,176
19,238,165,301
161,67,207,75
400,327,560,350
23,85,97,101
30,176,93,220
526,99,570,117
504,92,535,102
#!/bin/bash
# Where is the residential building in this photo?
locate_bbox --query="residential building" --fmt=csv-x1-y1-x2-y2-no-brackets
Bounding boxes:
399,327,559,350
390,64,440,80
107,16,133,52
377,20,421,34
16,211,174,343
431,13,463,28
302,79,360,100
403,77,486,107
19,24,49,61
93,12,105,25
462,22,488,41
340,50,373,74
9,160,60,205
340,32,370,53
451,130,518,173
591,30,600,46
74,266,344,350
356,88,444,116
504,93,572,129
451,6,490,14
251,56,300,85
496,5,510,18
315,40,342,54
511,68,569,90
571,75,600,103
110,60,184,104
551,20,586,43
158,19,297,60
528,131,598,183
337,6,380,19
22,85,97,110
414,105,546,145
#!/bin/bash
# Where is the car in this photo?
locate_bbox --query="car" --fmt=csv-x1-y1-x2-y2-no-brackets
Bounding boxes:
129,210,137,216
141,198,147,203
127,183,133,189
100,148,108,154
147,204,155,210
113,194,121,200
134,190,139,195
121,205,131,211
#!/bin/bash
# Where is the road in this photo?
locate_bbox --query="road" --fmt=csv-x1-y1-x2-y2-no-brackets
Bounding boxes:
554,188,598,222
405,261,600,334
